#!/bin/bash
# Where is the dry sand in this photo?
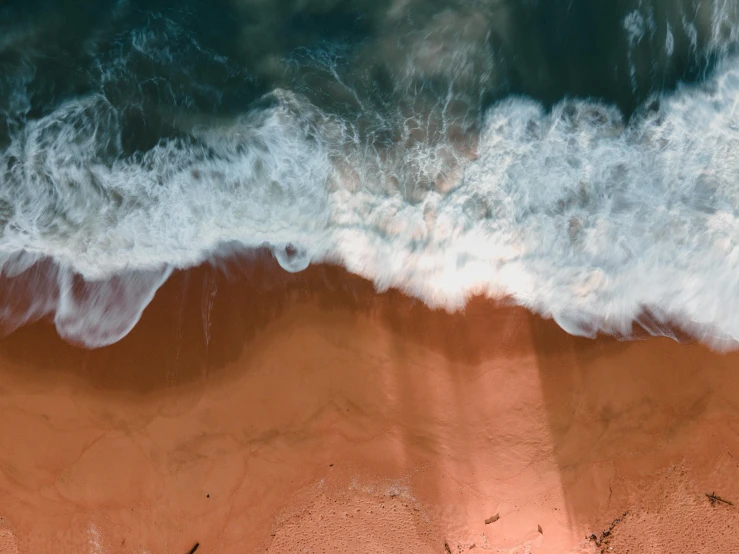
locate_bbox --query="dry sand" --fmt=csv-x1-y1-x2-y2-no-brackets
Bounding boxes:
0,252,737,553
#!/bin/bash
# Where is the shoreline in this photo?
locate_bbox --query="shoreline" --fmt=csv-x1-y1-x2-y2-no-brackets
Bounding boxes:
0,256,737,552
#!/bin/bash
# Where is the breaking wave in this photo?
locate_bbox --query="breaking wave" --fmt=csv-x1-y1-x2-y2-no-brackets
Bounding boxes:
1,0,739,348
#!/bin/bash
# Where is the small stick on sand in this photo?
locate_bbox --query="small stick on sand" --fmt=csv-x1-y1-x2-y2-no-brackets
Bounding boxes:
186,543,200,554
537,524,543,534
444,541,452,554
706,492,734,506
484,513,499,524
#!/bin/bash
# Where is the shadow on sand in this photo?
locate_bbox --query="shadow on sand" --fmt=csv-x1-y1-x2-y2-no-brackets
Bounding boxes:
0,252,738,548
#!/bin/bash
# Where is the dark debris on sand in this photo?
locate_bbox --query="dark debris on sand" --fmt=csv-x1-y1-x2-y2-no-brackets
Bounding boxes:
484,513,499,525
706,492,734,507
588,512,628,553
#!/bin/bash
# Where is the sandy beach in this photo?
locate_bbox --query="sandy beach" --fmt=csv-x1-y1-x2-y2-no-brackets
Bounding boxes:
0,254,737,553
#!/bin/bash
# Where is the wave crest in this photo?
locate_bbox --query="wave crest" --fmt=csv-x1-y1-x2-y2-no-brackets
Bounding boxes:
2,1,739,348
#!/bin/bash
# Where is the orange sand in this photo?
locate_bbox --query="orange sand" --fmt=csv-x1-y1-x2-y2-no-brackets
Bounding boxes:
0,253,737,553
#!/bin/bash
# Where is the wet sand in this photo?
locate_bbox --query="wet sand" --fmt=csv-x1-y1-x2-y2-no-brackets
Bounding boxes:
0,253,737,553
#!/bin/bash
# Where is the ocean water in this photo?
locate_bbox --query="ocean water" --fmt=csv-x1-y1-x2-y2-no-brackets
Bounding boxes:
1,0,739,348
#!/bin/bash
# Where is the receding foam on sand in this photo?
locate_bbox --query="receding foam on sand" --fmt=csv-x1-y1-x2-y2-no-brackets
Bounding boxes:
0,255,737,553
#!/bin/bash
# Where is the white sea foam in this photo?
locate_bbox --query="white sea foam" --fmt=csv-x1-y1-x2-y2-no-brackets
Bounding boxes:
340,63,739,349
1,4,739,348
0,90,336,345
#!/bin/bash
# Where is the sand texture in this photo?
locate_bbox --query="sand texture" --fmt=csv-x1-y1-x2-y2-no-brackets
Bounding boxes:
0,254,737,553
